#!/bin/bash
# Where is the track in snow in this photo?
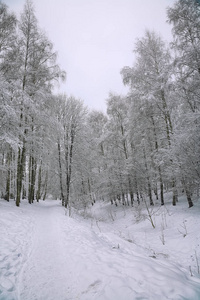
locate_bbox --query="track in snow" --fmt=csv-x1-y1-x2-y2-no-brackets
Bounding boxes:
18,202,70,300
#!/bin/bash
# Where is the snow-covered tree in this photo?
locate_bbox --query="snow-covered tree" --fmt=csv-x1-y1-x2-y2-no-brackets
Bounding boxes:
87,110,108,202
0,2,18,200
14,0,65,206
53,95,88,210
105,94,133,205
167,0,200,206
121,30,178,205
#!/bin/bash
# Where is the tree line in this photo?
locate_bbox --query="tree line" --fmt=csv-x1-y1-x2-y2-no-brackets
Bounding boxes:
0,0,199,210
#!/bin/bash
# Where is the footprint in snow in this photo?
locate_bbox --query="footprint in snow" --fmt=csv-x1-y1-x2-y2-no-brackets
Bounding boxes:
82,279,102,295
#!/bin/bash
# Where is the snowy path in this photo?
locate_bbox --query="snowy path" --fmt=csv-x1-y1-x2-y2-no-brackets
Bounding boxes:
18,202,70,300
1,199,200,300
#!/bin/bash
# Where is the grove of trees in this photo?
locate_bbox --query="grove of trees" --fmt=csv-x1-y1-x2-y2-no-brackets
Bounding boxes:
0,0,199,210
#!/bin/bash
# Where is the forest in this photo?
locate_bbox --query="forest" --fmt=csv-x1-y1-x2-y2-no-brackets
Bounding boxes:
0,0,200,211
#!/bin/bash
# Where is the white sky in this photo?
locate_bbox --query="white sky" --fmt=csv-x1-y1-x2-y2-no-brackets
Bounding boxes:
5,0,175,112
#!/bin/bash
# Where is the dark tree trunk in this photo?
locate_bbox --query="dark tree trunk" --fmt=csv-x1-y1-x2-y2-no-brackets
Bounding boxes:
16,144,26,207
22,184,26,199
65,126,75,209
172,179,178,206
186,189,194,208
57,141,65,206
5,151,11,202
143,148,154,206
128,176,134,206
88,178,93,203
154,184,159,201
122,192,125,205
151,116,164,206
28,155,37,204
134,175,140,205
136,191,140,205
36,164,42,202
16,150,21,207
148,181,154,206
43,171,48,201
159,167,164,206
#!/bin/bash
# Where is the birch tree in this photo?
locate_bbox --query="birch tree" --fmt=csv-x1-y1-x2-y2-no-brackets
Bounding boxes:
54,96,88,210
121,31,177,205
106,94,133,205
167,0,200,206
15,0,65,206
0,2,18,200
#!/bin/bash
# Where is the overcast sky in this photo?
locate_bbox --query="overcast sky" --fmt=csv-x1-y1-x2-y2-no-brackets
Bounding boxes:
5,0,175,112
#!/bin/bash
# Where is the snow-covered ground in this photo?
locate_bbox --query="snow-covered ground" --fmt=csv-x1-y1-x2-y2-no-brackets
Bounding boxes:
0,195,200,300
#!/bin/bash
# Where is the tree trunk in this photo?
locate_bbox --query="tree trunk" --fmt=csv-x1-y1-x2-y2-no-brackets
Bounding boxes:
130,190,134,206
16,143,26,207
88,178,93,204
143,148,154,206
36,164,42,202
43,170,48,201
154,184,159,201
159,167,164,205
136,191,140,205
128,176,134,206
172,179,178,206
65,126,74,208
122,192,125,205
65,184,70,208
5,151,11,202
32,157,37,202
16,150,21,206
185,189,194,208
22,184,26,199
57,141,65,206
148,181,154,206
28,155,36,204
134,175,140,205
151,116,164,205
